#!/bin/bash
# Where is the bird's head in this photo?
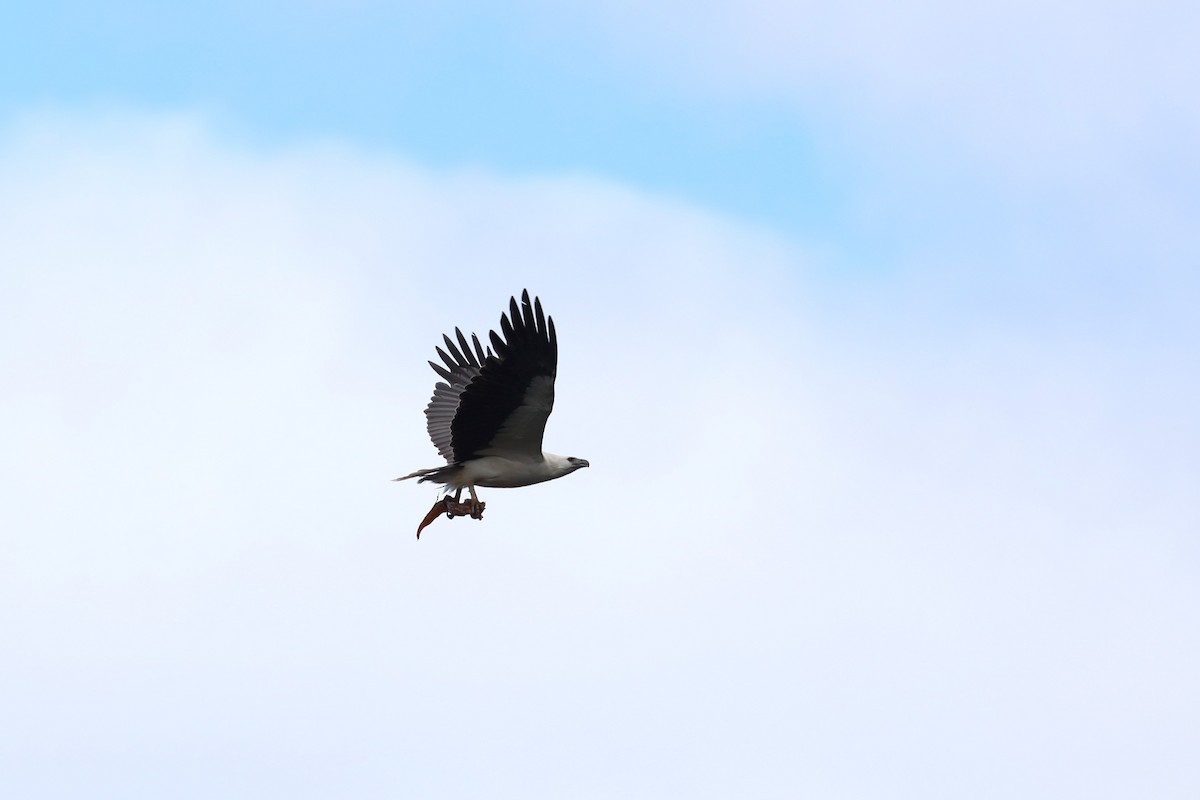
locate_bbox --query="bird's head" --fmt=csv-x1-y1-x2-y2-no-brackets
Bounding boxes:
545,454,589,477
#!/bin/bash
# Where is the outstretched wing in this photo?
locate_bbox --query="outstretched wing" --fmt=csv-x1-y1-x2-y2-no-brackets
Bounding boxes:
424,290,557,464
424,327,492,463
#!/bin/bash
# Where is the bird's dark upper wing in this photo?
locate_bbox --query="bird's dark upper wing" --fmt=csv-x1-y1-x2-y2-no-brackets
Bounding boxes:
442,290,557,463
424,327,492,463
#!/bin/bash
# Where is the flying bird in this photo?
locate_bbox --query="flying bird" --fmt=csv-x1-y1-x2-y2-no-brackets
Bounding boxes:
395,290,589,537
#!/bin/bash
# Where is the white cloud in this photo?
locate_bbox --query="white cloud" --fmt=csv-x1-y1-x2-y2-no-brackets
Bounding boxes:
0,112,1197,798
543,0,1200,176
523,0,1200,322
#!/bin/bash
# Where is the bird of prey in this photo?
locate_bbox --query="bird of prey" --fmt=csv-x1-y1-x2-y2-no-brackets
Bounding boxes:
395,290,589,538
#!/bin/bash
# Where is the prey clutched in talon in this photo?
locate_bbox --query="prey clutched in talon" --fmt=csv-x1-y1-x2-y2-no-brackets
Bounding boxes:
415,495,486,539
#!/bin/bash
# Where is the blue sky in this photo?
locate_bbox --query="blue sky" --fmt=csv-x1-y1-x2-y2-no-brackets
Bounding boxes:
2,2,1198,798
2,2,844,241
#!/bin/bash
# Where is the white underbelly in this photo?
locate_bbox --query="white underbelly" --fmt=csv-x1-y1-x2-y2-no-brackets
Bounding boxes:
459,456,553,488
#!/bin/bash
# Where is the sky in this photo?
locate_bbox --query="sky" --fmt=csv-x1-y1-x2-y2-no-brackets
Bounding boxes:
1,2,1198,798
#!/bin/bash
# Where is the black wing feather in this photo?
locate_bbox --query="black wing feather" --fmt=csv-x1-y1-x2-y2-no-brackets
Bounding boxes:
432,287,556,462
455,329,477,367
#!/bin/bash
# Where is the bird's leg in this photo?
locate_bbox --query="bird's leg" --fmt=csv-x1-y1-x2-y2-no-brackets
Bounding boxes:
447,487,463,518
467,485,485,519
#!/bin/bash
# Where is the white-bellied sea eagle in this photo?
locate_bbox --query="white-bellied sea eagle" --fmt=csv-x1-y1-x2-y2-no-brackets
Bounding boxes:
395,290,589,537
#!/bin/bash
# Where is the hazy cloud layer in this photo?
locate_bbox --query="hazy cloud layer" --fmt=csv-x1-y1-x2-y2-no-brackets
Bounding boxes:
548,0,1200,170
531,0,1200,309
1,113,1196,798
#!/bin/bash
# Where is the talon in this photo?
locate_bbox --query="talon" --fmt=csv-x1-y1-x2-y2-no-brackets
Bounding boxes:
415,492,487,537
